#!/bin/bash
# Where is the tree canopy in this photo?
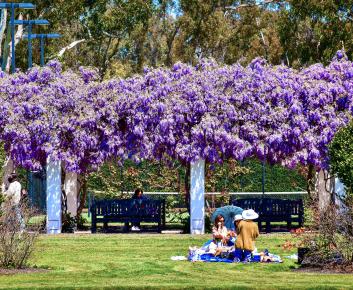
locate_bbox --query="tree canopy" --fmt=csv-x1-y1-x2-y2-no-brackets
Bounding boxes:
2,1,353,78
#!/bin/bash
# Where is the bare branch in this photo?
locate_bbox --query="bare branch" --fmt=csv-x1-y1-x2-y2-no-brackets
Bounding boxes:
57,39,85,57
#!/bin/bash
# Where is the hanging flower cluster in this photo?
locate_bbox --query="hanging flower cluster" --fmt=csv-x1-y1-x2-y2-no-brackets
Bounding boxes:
0,53,352,173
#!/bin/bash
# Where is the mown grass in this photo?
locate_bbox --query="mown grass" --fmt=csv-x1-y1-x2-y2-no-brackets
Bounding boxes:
0,233,353,289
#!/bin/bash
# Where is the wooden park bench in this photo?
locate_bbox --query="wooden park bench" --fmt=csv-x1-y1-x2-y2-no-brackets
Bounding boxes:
90,198,166,233
232,198,304,232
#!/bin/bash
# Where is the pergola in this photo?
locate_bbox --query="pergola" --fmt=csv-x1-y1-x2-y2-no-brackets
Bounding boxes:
0,52,352,234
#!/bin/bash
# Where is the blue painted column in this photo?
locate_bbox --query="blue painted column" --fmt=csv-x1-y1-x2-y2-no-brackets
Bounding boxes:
28,23,33,68
190,159,205,234
46,157,61,234
10,3,15,73
40,35,45,67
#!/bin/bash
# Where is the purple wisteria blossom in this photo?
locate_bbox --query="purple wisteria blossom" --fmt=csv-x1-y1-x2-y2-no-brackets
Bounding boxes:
0,53,352,173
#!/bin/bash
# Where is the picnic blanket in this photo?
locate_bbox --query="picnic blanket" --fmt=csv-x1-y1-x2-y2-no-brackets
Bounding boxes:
188,240,282,263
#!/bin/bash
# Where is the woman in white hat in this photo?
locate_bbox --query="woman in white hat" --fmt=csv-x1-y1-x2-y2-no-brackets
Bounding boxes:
234,209,259,262
234,214,243,231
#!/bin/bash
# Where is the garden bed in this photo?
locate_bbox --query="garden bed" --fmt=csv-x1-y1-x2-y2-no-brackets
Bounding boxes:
294,263,353,274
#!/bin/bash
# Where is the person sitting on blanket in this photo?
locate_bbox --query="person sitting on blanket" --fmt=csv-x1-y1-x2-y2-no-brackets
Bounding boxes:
234,209,259,262
234,214,243,229
208,214,235,256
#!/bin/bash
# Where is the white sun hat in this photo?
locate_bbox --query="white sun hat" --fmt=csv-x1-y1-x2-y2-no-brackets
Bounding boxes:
234,214,243,221
242,209,259,220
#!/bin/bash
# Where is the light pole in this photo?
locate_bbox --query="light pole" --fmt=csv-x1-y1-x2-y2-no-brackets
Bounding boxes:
24,33,61,66
14,19,49,69
0,3,35,73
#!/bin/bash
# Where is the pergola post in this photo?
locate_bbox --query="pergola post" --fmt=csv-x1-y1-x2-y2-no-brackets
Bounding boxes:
190,159,205,234
46,157,61,234
64,171,78,217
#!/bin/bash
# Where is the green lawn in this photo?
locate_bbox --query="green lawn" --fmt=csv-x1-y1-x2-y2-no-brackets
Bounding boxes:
1,233,353,289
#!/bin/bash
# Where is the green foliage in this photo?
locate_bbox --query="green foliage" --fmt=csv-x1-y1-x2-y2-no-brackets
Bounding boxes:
88,159,183,197
278,1,353,67
0,143,7,179
88,158,306,198
3,1,353,78
0,193,4,214
206,158,306,193
329,121,353,195
61,213,76,234
76,214,88,230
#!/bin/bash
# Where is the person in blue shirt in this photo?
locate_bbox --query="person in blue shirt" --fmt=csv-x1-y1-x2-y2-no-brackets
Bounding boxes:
132,188,147,200
131,188,147,231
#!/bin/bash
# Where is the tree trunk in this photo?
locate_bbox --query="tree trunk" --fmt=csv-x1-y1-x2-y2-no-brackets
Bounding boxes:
1,157,14,193
317,169,334,212
6,13,24,72
0,9,7,56
64,171,78,217
307,164,316,202
77,175,87,218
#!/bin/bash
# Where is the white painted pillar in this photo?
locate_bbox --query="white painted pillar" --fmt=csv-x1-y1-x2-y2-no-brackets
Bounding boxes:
190,159,205,234
46,158,62,234
64,172,78,217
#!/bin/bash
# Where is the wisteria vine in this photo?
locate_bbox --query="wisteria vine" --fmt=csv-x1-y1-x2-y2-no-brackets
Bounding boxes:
0,52,352,173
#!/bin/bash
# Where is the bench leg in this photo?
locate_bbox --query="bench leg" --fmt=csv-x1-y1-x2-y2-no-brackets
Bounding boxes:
158,222,161,233
266,222,271,233
91,220,97,234
287,220,292,231
299,216,304,228
123,222,129,233
103,222,108,231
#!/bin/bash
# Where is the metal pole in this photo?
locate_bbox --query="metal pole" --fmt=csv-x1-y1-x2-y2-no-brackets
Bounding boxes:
40,35,44,66
262,158,265,196
28,23,32,68
10,3,15,73
88,191,91,218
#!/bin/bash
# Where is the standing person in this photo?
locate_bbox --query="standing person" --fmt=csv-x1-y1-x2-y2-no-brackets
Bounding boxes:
131,188,147,231
234,209,259,262
3,173,24,230
4,173,21,206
